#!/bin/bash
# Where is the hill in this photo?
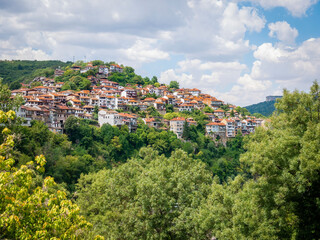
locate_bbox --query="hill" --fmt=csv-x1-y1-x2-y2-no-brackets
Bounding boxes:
0,60,71,88
245,100,276,117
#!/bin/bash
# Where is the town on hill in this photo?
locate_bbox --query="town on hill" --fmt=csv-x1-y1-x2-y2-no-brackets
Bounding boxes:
10,60,265,141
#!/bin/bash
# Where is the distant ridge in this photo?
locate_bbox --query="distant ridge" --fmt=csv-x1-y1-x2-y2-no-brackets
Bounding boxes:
245,100,276,117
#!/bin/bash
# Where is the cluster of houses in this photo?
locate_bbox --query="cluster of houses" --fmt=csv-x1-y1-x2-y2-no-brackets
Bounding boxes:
167,115,263,141
12,63,265,139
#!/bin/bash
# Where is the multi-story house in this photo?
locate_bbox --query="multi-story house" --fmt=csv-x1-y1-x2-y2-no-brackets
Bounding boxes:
143,118,162,129
98,110,137,132
143,98,156,106
221,119,236,138
110,64,123,73
164,95,176,106
206,122,226,139
154,100,165,111
55,105,74,129
170,117,186,138
121,88,137,98
98,65,109,75
83,105,94,114
98,110,122,126
242,119,256,134
189,88,201,97
128,99,139,106
73,107,84,118
54,68,65,77
214,109,225,118
90,97,99,106
203,97,223,109
178,103,194,112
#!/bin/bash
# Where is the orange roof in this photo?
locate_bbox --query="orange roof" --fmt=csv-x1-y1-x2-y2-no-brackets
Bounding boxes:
206,122,226,126
110,64,123,69
56,105,69,110
170,117,186,121
145,118,156,123
223,119,235,123
33,86,47,89
83,105,94,109
118,113,136,118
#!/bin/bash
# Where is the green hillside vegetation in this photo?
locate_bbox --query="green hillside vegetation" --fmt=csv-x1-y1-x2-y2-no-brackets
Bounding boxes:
76,81,320,239
245,100,276,116
0,111,103,239
1,60,320,239
0,60,71,89
54,61,176,92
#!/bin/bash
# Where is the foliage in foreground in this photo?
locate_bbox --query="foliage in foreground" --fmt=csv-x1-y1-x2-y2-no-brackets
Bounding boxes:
197,82,320,239
76,82,320,239
0,110,102,239
77,147,212,239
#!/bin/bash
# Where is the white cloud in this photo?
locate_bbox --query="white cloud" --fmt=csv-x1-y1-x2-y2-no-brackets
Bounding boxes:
220,3,265,41
251,38,320,86
268,21,298,44
249,0,319,16
160,69,194,86
209,74,273,106
159,58,247,102
0,0,267,66
164,1,265,60
160,37,320,107
122,39,169,63
221,37,320,106
0,47,52,60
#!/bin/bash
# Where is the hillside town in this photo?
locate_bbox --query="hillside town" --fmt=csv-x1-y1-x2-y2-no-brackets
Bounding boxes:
12,62,265,141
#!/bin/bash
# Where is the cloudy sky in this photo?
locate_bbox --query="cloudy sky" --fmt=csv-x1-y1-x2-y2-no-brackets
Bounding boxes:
1,0,320,106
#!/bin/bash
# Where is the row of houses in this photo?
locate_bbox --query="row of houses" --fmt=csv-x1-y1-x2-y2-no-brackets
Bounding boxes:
55,63,124,77
168,116,264,140
13,63,264,137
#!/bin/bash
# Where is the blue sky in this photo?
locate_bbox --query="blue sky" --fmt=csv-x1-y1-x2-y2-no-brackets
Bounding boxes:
0,0,320,106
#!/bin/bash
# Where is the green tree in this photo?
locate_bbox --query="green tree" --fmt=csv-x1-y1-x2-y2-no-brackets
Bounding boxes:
235,106,250,117
0,110,102,239
91,60,104,66
0,79,24,112
197,82,320,239
151,76,158,84
166,104,174,113
203,105,214,113
76,148,212,239
169,80,179,89
182,121,190,140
